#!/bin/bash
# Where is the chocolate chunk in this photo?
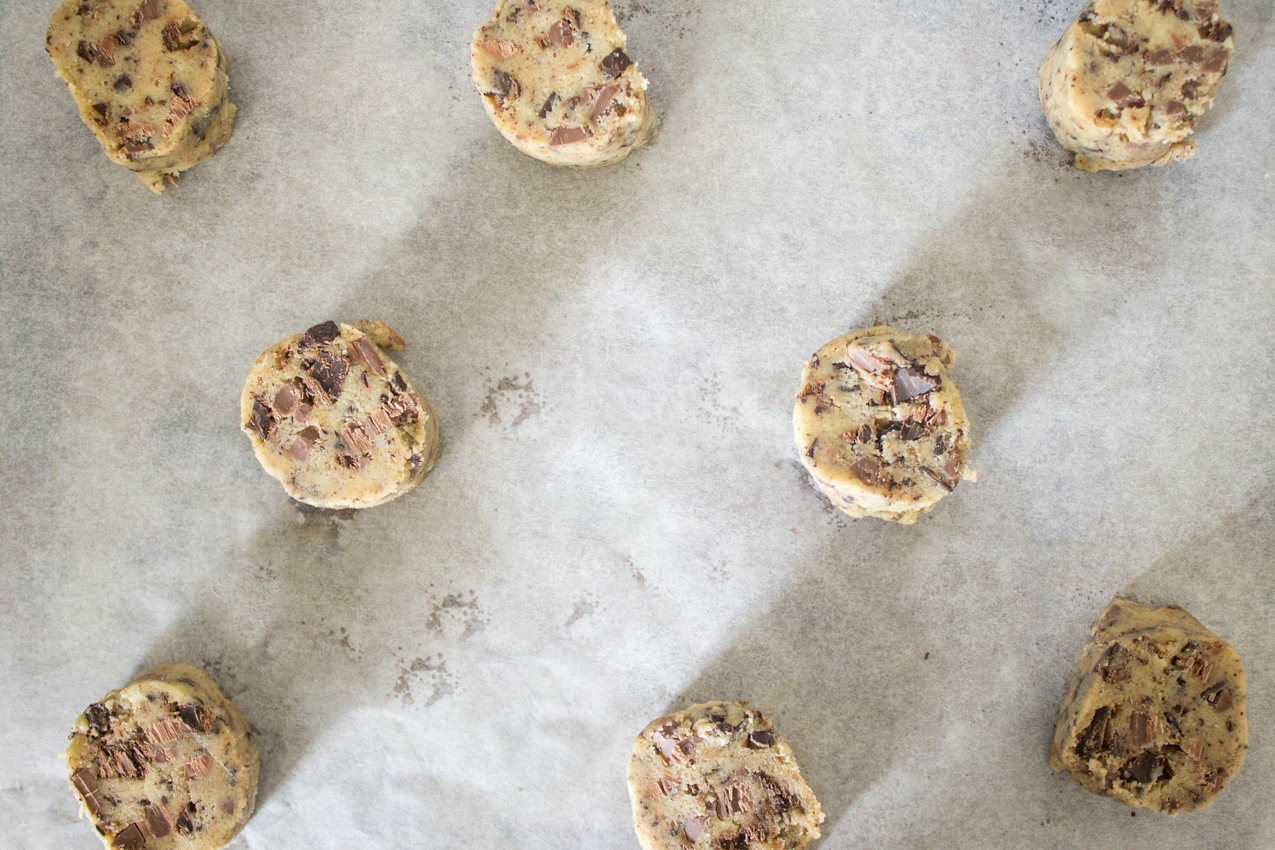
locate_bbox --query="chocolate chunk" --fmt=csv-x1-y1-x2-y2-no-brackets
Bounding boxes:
1146,49,1174,66
1201,49,1228,73
1107,82,1145,109
184,753,213,780
1122,750,1170,785
894,366,938,403
305,351,349,403
248,400,275,439
1181,79,1201,100
549,126,590,146
651,731,684,765
340,423,373,455
1129,712,1152,747
1076,706,1110,758
71,768,98,796
478,37,522,59
1178,45,1205,65
86,703,111,736
162,20,200,51
1187,656,1214,682
1181,737,1204,761
349,336,385,376
919,466,953,492
599,48,632,79
847,347,892,376
1207,687,1233,712
389,371,407,395
175,807,194,836
850,457,883,486
178,704,216,733
684,815,709,842
538,92,559,118
590,85,620,123
409,453,423,469
490,69,521,101
299,321,340,349
136,0,162,23
366,408,393,435
144,719,184,745
145,804,173,838
114,75,133,91
273,383,299,416
1200,21,1232,42
1162,100,1187,118
546,18,575,47
747,730,776,749
113,823,146,850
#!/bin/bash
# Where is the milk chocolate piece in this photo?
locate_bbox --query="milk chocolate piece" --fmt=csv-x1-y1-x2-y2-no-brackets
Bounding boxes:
599,47,631,78
549,125,590,146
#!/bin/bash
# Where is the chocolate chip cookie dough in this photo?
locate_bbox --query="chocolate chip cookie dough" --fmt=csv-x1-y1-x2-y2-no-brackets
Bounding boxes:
1039,0,1234,172
627,701,824,850
471,0,655,167
793,326,974,524
241,321,441,510
1050,600,1248,814
63,665,258,850
46,0,236,193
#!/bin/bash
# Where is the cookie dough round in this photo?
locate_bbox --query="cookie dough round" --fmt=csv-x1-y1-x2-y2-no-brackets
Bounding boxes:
1039,0,1234,172
627,701,824,850
1050,600,1248,814
46,0,236,193
63,665,258,850
793,326,974,524
471,0,655,167
240,320,441,510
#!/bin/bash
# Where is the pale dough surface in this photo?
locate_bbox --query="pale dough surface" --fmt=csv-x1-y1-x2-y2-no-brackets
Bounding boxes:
63,665,258,850
627,701,823,850
472,0,655,167
46,0,236,193
240,321,441,510
1039,0,1234,172
793,326,974,524
1050,600,1248,814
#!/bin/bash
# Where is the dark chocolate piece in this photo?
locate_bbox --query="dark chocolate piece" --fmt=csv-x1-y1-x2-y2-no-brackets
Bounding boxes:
86,703,111,736
177,704,216,733
590,85,619,123
1076,706,1111,758
748,730,776,749
249,400,275,440
599,48,632,79
299,321,340,349
145,804,173,838
1107,82,1144,109
113,823,145,850
538,92,559,118
305,351,349,404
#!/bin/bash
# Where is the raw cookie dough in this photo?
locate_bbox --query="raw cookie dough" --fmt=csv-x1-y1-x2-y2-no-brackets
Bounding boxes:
471,0,655,167
1039,0,1234,172
63,665,258,850
793,326,974,524
627,701,824,850
1050,600,1248,814
46,0,236,193
241,320,441,510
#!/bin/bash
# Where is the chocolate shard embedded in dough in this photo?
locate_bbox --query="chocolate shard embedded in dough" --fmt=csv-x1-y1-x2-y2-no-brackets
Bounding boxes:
305,351,349,403
1201,50,1228,73
86,703,112,736
538,92,559,118
71,768,98,796
349,336,386,376
178,704,216,733
546,17,574,47
599,48,632,78
1146,49,1174,66
113,823,146,850
1178,45,1205,64
684,815,709,842
273,383,299,416
299,321,340,349
748,730,776,749
175,804,195,835
893,366,938,402
1076,706,1111,758
145,804,173,838
1107,82,1144,109
590,85,620,123
850,457,883,486
549,125,590,146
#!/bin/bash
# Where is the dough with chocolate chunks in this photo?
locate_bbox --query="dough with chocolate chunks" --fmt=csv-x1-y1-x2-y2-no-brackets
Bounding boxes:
793,326,974,524
63,665,258,850
46,0,236,193
1039,0,1234,172
471,0,655,167
240,320,441,510
1050,600,1249,814
628,702,823,850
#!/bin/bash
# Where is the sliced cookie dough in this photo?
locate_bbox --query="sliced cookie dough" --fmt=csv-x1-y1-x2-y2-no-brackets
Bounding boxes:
46,0,236,193
471,0,655,167
1039,0,1234,172
241,320,441,510
793,326,974,524
1050,599,1248,814
627,701,824,850
63,665,258,850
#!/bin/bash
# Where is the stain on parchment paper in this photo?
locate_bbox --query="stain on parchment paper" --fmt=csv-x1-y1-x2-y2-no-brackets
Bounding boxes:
424,589,489,640
565,594,598,628
477,370,542,427
391,654,456,707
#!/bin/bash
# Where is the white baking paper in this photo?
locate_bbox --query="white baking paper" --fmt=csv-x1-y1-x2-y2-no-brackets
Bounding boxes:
1,0,1273,847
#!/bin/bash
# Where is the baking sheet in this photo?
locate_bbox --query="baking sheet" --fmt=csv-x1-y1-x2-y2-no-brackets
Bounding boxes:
2,0,1274,847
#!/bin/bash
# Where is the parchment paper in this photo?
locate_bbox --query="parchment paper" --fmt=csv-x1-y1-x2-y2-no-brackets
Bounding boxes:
2,1,1273,848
